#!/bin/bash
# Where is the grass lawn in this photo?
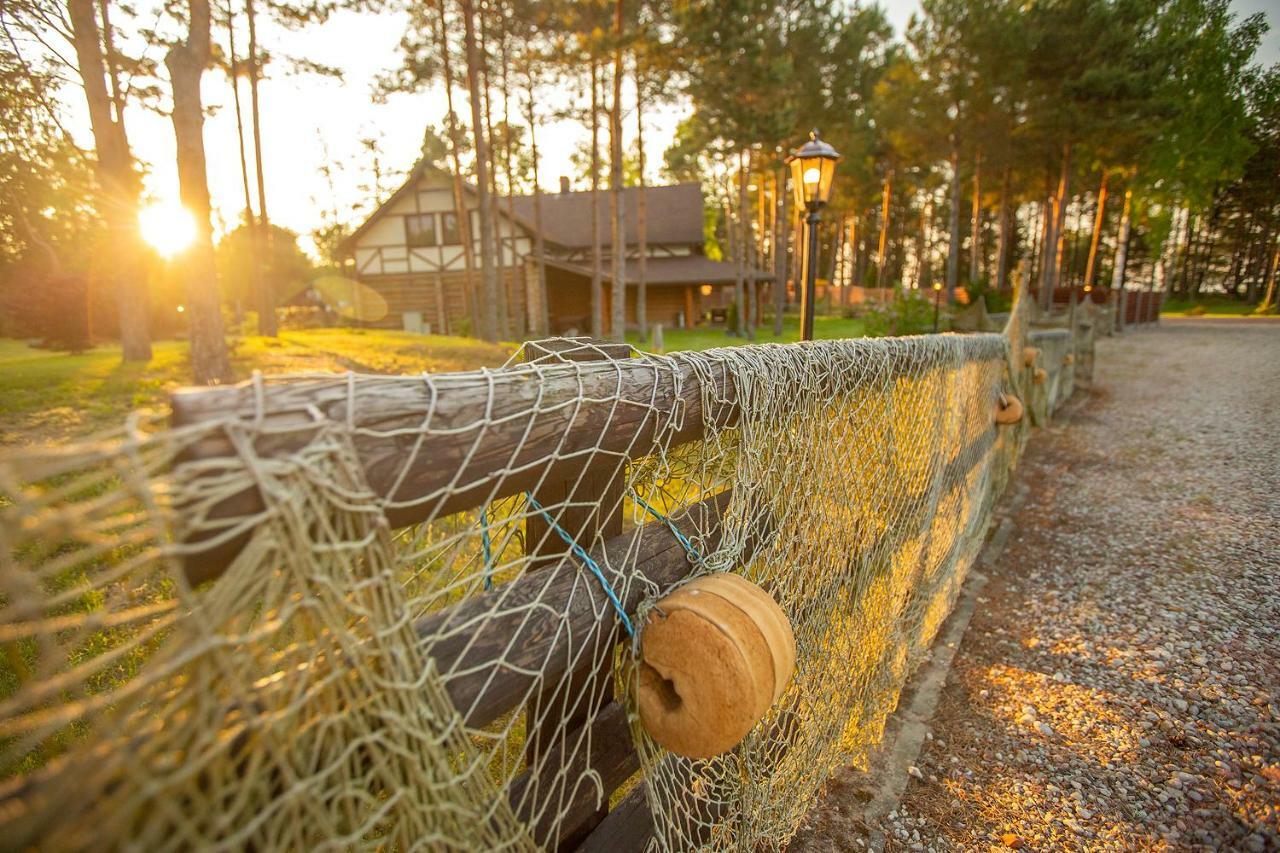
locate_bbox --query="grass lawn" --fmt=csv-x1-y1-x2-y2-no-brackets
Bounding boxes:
0,314,865,446
1160,296,1270,317
0,329,515,445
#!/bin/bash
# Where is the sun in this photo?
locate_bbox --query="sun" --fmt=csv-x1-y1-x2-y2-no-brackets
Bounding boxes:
138,202,196,258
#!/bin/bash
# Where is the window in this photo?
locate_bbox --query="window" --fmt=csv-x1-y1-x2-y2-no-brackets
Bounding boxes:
441,212,463,245
405,214,436,248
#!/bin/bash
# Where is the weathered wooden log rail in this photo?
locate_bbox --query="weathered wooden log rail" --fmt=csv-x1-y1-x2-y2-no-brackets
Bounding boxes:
170,339,738,584
163,334,1009,850
169,335,1004,583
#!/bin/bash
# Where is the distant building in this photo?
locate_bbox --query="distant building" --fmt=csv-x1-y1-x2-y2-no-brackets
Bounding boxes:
340,162,771,337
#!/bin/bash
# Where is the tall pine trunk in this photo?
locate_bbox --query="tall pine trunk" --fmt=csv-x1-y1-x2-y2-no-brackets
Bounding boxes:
1110,187,1133,330
945,146,960,298
743,150,755,340
920,194,933,290
433,0,478,333
732,151,746,336
995,165,1011,290
589,60,602,337
166,0,230,383
877,169,893,292
244,0,275,336
915,198,927,290
1040,144,1071,308
68,0,151,361
608,0,627,343
498,19,523,339
1260,237,1279,312
1083,172,1108,290
461,0,500,341
1175,209,1196,297
635,74,648,341
478,14,509,340
773,168,788,336
969,150,981,284
1191,200,1220,297
523,70,548,336
226,0,257,325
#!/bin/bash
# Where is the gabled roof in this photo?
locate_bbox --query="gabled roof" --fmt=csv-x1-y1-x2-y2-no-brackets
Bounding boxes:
508,183,705,249
339,161,479,254
341,162,706,254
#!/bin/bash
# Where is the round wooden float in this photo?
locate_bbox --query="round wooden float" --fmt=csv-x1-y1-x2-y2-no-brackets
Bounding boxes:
994,394,1024,425
637,573,796,758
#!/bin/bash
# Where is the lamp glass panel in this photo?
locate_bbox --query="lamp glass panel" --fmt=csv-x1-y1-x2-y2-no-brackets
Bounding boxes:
789,157,808,209
815,158,837,204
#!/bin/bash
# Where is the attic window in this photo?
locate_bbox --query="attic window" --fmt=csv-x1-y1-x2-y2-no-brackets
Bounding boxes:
405,214,437,248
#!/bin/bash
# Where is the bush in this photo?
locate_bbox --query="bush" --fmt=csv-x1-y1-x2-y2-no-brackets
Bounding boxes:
864,292,938,337
965,277,1013,314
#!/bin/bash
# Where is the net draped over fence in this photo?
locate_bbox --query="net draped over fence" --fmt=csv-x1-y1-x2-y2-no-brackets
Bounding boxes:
0,285,1095,850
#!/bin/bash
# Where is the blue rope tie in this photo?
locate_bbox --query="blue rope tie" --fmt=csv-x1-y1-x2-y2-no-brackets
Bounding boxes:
524,492,635,638
630,489,703,565
480,507,495,591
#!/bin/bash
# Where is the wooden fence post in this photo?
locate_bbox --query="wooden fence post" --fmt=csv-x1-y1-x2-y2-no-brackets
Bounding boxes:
522,337,633,849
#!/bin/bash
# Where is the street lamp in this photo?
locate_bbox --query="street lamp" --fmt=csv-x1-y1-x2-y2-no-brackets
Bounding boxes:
932,281,943,333
786,129,840,341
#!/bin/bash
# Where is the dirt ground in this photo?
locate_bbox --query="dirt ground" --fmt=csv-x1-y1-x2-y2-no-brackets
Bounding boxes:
792,319,1280,851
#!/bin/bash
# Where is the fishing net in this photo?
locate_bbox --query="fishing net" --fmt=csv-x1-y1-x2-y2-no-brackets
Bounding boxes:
0,285,1081,850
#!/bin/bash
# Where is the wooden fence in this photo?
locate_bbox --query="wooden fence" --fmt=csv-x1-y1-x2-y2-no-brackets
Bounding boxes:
168,337,765,849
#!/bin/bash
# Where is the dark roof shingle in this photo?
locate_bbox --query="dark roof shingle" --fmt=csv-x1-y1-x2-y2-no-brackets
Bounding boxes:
508,183,704,249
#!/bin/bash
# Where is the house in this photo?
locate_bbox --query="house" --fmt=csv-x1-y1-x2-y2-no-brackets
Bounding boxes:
340,162,771,337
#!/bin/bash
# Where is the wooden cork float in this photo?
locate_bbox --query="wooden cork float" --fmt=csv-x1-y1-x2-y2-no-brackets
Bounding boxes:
636,573,796,759
995,394,1024,425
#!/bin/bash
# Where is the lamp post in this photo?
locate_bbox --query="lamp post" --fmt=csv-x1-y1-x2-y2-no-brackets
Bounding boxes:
786,129,840,341
932,281,943,333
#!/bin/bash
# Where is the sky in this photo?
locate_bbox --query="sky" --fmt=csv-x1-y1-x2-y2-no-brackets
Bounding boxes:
62,0,1280,255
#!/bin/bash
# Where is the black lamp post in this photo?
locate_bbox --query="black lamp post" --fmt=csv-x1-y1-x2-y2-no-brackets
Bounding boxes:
786,129,840,341
933,281,943,333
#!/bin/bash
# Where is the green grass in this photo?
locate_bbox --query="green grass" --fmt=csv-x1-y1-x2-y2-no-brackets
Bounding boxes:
1160,296,1269,317
0,314,867,445
627,314,865,353
0,329,515,445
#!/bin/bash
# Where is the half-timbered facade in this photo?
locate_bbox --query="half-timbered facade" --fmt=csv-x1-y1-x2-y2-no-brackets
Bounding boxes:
342,162,769,338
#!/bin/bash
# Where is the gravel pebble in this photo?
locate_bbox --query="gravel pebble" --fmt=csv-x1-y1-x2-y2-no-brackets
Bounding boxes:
792,321,1280,851
885,321,1280,850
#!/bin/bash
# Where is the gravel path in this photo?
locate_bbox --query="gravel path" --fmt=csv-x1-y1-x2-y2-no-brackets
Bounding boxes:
802,320,1280,851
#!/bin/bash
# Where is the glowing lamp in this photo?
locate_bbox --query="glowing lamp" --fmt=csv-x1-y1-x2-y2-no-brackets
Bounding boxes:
786,130,840,211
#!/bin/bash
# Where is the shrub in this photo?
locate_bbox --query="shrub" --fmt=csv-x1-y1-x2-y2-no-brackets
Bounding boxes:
864,291,938,337
965,277,1013,314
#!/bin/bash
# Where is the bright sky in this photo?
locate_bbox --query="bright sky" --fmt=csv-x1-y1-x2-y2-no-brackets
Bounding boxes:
65,0,1278,254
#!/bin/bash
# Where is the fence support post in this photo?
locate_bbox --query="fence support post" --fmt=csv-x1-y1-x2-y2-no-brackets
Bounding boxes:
522,337,633,849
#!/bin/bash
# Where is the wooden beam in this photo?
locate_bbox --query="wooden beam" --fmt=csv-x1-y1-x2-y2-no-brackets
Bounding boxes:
169,348,736,584
507,700,639,849
576,783,653,853
168,335,1006,585
422,489,736,730
522,338,628,848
